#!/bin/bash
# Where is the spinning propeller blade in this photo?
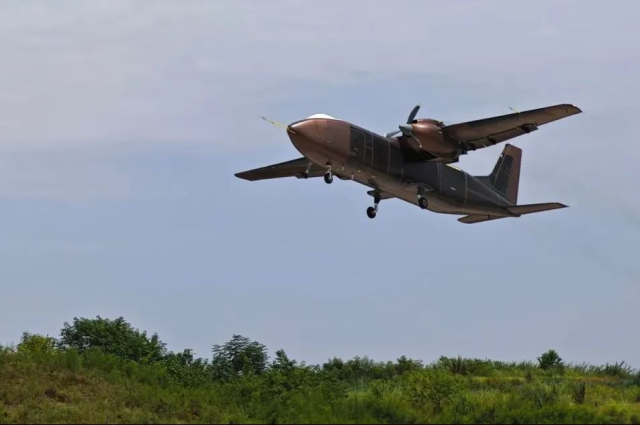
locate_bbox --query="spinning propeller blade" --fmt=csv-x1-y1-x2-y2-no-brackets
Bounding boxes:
407,104,421,123
386,104,421,138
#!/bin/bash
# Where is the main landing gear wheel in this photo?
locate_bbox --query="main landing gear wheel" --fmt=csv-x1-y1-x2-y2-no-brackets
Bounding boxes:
367,196,381,219
418,197,429,210
324,172,333,184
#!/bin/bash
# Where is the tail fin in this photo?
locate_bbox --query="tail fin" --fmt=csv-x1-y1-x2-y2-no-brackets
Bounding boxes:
486,144,522,204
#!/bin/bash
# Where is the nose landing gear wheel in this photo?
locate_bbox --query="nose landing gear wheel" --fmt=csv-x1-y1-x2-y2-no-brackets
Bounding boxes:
418,197,429,210
324,172,333,184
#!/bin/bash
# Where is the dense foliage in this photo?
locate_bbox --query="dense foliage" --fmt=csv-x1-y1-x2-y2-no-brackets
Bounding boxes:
1,316,639,424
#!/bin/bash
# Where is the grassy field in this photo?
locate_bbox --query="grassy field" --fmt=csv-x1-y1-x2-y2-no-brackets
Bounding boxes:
1,318,639,424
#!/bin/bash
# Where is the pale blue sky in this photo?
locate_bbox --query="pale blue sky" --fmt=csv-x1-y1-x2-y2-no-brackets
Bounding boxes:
0,1,638,367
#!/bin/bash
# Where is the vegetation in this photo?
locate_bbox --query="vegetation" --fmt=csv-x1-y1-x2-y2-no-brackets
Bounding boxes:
1,317,639,424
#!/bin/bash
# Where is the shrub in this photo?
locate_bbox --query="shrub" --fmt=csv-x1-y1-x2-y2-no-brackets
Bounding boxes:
437,356,495,377
64,349,81,374
396,356,424,375
538,350,564,372
404,369,463,413
602,361,634,378
572,382,586,405
17,333,57,358
525,370,536,383
60,317,167,363
521,382,566,408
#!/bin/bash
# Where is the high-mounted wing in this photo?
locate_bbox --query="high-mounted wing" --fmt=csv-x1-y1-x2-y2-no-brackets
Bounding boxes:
443,104,582,152
458,215,506,224
235,157,325,181
367,190,396,200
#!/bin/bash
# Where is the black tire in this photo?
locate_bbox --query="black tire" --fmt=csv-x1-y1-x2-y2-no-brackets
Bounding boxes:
324,173,333,184
419,197,429,209
367,207,377,219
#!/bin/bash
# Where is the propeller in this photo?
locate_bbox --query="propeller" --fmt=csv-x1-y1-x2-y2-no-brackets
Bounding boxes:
385,104,421,139
385,104,425,148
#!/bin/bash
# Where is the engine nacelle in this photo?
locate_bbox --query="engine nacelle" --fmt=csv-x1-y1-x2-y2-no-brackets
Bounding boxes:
410,119,457,157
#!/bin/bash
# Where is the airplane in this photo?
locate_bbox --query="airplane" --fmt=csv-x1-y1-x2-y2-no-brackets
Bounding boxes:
235,104,582,224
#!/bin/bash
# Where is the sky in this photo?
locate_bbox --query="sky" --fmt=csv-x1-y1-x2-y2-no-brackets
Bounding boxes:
0,0,638,367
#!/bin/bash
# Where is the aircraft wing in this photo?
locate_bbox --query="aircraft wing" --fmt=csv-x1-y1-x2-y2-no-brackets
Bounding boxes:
235,157,325,181
458,215,507,224
443,104,582,151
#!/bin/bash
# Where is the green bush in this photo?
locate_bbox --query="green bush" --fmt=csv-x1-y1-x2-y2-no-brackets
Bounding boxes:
538,349,565,373
521,381,568,408
404,369,464,413
572,382,587,404
60,317,167,363
602,361,634,378
437,356,496,376
16,333,57,358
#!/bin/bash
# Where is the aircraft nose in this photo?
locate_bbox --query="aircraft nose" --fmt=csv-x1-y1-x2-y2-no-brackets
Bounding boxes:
287,120,318,153
288,117,350,165
289,120,316,139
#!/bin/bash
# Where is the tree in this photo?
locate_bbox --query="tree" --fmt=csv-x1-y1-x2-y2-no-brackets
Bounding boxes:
396,356,424,375
272,349,297,372
211,335,268,380
537,349,564,371
164,349,211,387
59,317,167,363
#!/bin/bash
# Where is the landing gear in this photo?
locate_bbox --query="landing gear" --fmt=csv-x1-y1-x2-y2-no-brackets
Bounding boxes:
367,196,381,219
418,196,429,210
324,166,333,184
302,162,313,179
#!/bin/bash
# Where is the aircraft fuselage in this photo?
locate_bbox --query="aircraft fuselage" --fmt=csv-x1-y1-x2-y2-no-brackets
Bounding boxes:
288,115,516,217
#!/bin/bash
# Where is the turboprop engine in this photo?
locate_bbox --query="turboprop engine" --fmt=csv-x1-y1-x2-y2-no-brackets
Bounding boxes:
385,105,460,160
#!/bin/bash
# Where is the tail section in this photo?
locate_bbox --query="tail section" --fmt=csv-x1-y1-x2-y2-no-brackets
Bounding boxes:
459,203,568,224
486,144,522,204
463,147,567,225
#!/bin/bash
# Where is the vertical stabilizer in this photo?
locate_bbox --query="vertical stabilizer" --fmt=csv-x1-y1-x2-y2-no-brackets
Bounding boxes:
487,144,522,204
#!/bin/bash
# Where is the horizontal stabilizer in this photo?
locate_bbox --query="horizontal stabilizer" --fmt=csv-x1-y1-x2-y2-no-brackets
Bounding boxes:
507,202,568,215
460,202,567,224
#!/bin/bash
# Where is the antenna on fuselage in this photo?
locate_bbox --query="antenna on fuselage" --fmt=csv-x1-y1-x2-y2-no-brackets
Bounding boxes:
261,116,296,134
